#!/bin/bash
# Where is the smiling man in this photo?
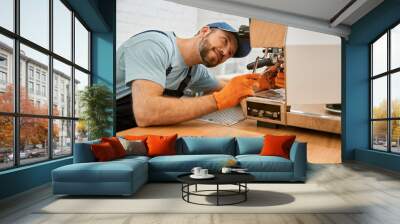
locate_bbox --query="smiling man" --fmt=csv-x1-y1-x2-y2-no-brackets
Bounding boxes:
116,22,262,130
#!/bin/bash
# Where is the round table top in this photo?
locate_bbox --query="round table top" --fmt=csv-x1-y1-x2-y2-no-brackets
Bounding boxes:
177,172,255,185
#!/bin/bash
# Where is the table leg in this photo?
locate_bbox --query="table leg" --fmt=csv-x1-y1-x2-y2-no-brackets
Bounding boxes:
217,184,219,206
181,184,183,199
187,184,190,202
245,183,247,201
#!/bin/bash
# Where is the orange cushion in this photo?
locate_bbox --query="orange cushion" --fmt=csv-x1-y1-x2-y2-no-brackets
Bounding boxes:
146,134,178,157
260,134,296,159
101,137,126,158
91,142,117,161
124,135,148,142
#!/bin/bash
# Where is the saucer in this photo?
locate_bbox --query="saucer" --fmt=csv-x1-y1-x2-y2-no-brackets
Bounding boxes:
190,174,215,179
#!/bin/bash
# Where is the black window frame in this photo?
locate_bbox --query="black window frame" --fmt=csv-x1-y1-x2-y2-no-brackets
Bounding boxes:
0,0,92,171
370,20,400,154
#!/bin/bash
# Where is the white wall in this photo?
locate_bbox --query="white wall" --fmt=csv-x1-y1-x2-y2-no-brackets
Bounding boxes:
285,27,341,105
117,0,197,48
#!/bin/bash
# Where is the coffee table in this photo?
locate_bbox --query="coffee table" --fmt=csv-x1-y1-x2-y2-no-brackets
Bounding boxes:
177,172,255,206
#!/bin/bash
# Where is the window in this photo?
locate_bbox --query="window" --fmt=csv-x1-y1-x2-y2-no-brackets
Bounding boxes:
28,67,34,80
20,0,49,49
0,55,7,67
35,70,41,81
75,18,89,70
371,23,400,154
74,69,89,119
0,0,14,32
53,59,72,117
53,0,72,60
42,85,46,97
28,81,34,94
0,71,6,85
53,119,72,158
0,35,13,113
36,83,40,95
54,89,58,101
0,54,8,86
0,116,13,170
0,0,91,170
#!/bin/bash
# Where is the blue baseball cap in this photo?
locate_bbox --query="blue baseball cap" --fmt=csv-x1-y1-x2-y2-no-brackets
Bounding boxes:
207,22,251,58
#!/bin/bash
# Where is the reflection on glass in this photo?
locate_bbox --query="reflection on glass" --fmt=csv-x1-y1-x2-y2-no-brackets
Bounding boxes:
372,33,387,76
74,69,89,118
20,0,49,49
53,119,72,157
372,121,388,151
53,0,72,60
372,76,387,119
75,120,88,143
20,117,49,165
0,0,14,31
391,72,400,118
392,24,400,70
0,35,14,113
74,18,89,70
391,120,400,153
53,59,72,117
20,44,49,115
0,116,14,170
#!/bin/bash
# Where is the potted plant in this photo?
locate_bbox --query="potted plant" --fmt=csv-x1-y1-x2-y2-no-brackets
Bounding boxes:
78,84,113,140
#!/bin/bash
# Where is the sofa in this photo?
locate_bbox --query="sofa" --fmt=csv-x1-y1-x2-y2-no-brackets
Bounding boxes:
52,136,307,196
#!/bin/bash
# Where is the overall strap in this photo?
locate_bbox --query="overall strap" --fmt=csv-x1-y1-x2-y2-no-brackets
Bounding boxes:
163,67,192,97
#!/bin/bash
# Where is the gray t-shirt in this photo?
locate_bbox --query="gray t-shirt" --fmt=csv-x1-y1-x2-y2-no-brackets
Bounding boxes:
116,31,219,100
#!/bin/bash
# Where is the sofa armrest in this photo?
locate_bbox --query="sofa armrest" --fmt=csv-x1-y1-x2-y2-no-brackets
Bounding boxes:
289,141,307,181
73,140,100,163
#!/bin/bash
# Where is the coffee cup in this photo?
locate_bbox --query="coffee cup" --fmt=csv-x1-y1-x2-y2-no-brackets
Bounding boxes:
221,167,232,174
199,169,208,176
191,167,202,176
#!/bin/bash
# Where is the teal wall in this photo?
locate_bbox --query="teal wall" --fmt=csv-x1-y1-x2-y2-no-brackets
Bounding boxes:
343,0,400,171
0,0,116,200
92,32,115,136
0,158,72,199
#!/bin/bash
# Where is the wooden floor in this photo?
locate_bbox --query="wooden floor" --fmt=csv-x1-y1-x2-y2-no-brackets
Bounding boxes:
118,119,342,164
1,162,400,224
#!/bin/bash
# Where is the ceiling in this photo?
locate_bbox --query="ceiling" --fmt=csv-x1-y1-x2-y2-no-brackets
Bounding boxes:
166,0,384,38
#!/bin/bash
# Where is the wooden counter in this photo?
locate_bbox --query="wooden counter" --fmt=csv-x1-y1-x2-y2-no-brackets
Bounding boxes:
117,119,341,164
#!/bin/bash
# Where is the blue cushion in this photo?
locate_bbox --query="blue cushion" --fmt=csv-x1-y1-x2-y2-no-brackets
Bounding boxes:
116,155,150,163
73,139,100,163
178,137,236,155
149,154,235,172
52,158,148,195
53,159,147,183
235,137,264,155
236,155,293,172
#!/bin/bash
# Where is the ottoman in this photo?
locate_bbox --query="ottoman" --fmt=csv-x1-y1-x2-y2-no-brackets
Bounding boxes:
52,157,148,196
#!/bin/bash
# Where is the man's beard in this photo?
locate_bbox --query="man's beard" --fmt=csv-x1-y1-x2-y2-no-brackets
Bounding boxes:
199,38,219,68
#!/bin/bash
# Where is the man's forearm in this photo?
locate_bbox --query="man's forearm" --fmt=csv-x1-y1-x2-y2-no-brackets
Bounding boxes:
133,94,218,126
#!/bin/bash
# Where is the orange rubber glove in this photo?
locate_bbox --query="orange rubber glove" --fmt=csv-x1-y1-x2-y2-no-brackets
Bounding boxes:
258,65,277,90
213,73,260,110
274,72,285,88
258,74,275,90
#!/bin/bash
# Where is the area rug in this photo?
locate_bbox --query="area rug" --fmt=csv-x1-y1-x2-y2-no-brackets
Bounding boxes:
37,183,362,214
